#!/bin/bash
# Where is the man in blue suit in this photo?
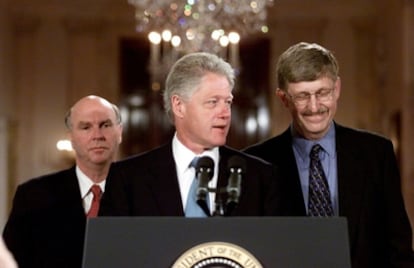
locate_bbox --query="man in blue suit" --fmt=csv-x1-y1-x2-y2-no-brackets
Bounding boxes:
244,42,414,267
3,95,123,268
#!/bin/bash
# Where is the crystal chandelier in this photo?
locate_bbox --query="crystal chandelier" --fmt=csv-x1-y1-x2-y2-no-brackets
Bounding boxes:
128,0,274,86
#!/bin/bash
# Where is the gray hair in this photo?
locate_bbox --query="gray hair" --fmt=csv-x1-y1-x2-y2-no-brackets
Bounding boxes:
276,42,339,91
163,52,235,122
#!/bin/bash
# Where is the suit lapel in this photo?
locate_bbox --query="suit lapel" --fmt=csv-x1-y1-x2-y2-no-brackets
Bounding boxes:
335,124,365,246
278,129,308,215
147,143,185,215
55,167,86,218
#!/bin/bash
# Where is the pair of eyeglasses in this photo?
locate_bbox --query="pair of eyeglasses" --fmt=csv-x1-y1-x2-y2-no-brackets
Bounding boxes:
286,88,334,106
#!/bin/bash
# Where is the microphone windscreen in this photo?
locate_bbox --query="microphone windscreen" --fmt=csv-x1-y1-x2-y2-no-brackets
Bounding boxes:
196,156,214,169
227,155,246,172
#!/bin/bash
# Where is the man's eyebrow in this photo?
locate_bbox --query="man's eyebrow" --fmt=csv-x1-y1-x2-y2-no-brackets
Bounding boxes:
77,121,91,126
99,119,113,125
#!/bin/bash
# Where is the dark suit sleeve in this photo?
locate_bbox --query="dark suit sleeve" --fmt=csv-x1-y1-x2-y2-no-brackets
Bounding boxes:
3,169,87,268
382,140,414,267
229,151,286,216
99,162,131,216
263,164,285,216
3,186,35,268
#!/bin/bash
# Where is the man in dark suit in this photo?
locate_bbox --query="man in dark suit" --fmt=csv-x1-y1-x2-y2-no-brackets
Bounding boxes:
3,95,123,268
100,52,281,217
244,42,414,267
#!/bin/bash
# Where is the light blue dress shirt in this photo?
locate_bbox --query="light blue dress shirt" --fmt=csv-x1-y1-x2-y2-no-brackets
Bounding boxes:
291,123,339,215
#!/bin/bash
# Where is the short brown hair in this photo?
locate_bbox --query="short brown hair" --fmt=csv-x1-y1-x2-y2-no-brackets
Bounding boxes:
276,42,339,91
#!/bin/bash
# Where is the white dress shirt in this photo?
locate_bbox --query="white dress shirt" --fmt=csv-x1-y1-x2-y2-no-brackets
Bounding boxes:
76,166,106,214
172,133,219,214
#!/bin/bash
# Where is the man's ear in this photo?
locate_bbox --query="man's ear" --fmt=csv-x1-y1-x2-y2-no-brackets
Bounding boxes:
117,124,123,144
276,88,289,107
171,95,185,119
334,77,341,100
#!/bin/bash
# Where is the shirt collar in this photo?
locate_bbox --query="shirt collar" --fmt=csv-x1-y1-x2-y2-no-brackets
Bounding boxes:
76,166,106,199
172,133,219,174
291,122,336,161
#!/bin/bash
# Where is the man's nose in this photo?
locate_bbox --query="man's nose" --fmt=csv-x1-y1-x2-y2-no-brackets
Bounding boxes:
91,127,104,139
219,102,231,117
307,94,320,111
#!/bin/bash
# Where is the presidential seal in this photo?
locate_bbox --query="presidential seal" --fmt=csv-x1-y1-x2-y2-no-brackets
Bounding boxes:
172,241,263,268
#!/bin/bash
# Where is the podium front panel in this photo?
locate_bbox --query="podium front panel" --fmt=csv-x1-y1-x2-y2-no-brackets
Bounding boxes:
83,217,350,268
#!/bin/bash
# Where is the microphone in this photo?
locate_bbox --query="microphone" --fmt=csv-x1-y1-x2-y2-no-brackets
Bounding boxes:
226,155,245,214
195,156,214,216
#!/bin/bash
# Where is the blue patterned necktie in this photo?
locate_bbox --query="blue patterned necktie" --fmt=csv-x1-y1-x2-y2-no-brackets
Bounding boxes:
308,144,334,216
185,157,210,217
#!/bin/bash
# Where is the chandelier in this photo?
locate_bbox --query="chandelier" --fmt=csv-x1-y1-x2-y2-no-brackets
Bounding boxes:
128,0,274,87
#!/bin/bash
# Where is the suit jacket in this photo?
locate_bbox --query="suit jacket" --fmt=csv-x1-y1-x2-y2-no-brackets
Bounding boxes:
3,167,87,268
244,123,414,268
100,142,281,217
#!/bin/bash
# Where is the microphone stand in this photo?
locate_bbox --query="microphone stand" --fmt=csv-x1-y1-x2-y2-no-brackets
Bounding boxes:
194,156,243,217
206,186,237,217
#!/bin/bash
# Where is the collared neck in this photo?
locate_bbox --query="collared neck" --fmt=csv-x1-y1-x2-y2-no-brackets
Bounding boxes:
76,166,106,199
291,122,336,161
172,133,219,178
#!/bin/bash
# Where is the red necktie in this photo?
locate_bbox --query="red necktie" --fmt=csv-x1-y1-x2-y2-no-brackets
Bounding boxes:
86,185,102,218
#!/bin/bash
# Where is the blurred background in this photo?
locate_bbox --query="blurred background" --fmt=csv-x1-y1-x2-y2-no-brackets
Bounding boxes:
0,0,413,233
